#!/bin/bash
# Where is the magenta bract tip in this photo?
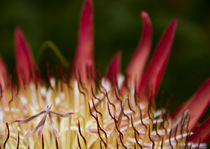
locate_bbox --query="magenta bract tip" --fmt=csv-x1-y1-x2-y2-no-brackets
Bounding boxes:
74,0,94,84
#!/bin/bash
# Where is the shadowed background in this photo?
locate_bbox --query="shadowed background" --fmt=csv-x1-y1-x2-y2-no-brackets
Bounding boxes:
0,0,210,115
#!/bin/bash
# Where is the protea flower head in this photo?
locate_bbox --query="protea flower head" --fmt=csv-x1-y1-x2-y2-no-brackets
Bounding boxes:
0,0,209,148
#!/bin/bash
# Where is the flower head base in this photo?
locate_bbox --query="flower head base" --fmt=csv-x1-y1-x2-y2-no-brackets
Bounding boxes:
0,0,209,148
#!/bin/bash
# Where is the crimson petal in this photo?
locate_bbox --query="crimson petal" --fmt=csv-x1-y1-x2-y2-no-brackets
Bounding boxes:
137,19,178,103
126,11,152,89
172,79,210,130
105,51,121,85
15,27,36,84
74,0,94,83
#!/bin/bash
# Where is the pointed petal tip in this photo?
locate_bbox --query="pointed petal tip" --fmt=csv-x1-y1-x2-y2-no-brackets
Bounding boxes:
170,19,178,30
125,11,152,88
166,19,178,38
15,26,25,40
15,26,21,33
15,27,22,41
105,51,121,84
74,0,94,83
141,11,151,23
14,27,37,84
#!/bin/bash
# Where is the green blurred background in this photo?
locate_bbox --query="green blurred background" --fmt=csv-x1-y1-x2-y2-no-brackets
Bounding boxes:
0,0,209,113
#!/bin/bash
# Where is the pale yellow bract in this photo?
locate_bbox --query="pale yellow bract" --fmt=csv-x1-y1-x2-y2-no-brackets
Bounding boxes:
0,77,206,148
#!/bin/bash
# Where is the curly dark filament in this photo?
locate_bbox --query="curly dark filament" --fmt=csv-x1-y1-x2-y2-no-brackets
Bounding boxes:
95,116,108,141
42,135,44,149
155,120,161,139
16,132,20,149
88,103,97,119
121,105,130,123
98,81,107,94
107,102,115,119
78,74,89,94
148,126,155,149
91,85,101,103
96,80,106,97
137,106,147,130
3,123,10,148
127,97,135,114
105,91,116,116
134,131,142,149
161,118,168,136
78,121,87,147
88,108,107,145
113,118,127,149
147,103,154,124
77,135,82,149
115,81,122,97
169,129,174,149
130,116,139,135
91,98,103,118
117,98,128,127
119,134,127,149
95,117,107,148
8,94,14,106
114,87,121,101
77,80,86,97
113,117,123,137
174,124,179,146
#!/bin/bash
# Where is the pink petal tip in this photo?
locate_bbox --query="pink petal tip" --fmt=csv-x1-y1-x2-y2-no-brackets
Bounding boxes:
125,11,152,89
105,51,121,85
137,19,178,103
74,0,94,83
15,27,36,84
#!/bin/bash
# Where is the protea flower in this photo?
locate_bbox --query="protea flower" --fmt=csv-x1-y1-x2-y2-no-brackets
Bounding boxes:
0,0,209,148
